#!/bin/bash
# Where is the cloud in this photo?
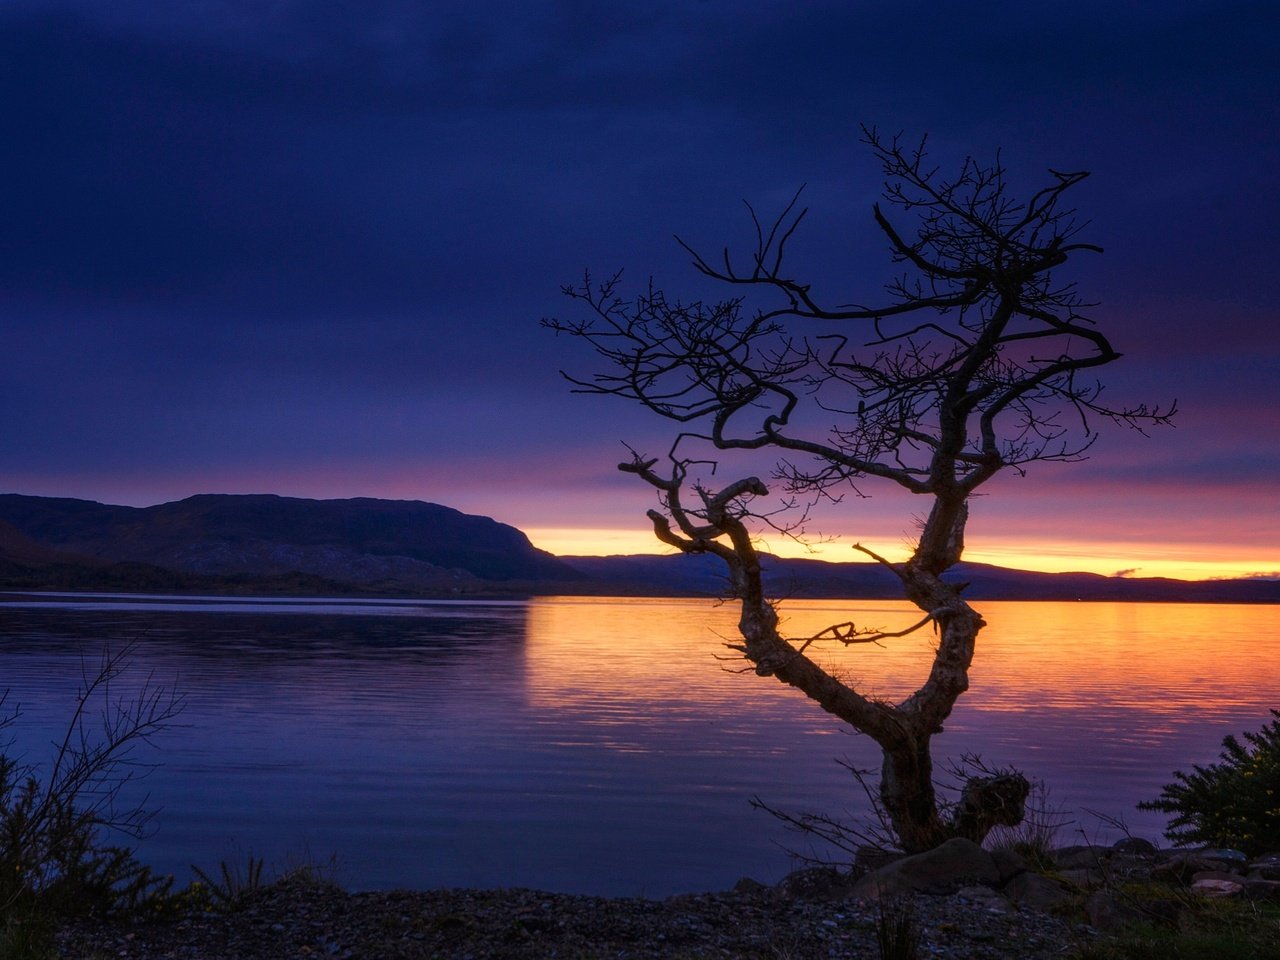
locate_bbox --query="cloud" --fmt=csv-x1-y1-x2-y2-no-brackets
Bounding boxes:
1112,568,1140,579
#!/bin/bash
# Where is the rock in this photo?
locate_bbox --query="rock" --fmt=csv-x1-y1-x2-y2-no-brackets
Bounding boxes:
774,867,857,900
852,838,999,899
1247,852,1280,880
1151,852,1218,883
731,877,769,895
1002,872,1073,912
1190,878,1245,898
854,845,903,873
1191,869,1247,884
1058,867,1106,891
989,847,1030,883
1196,847,1249,867
1110,837,1158,857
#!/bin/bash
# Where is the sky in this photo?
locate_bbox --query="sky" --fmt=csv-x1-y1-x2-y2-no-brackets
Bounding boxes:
1,1,1277,581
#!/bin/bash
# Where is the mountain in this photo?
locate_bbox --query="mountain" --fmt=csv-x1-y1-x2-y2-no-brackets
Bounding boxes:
0,493,583,592
0,518,69,566
560,553,1280,603
1,492,1275,602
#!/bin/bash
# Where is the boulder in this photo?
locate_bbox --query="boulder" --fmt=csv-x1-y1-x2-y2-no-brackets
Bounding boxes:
854,845,903,873
1247,852,1280,880
1151,852,1220,883
774,867,857,900
1002,872,1073,912
1058,867,1105,891
1190,877,1245,898
1191,869,1248,884
853,838,999,899
989,846,1030,884
1195,847,1249,867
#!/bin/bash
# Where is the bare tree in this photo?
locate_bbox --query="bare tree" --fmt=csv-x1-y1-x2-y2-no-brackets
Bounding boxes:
545,129,1173,853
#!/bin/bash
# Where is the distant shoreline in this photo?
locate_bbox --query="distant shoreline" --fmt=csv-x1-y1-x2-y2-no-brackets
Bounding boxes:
2,582,1278,605
3,492,1276,604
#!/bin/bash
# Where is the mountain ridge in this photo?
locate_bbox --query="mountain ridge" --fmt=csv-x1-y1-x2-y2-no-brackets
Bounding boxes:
0,492,1275,602
0,492,581,591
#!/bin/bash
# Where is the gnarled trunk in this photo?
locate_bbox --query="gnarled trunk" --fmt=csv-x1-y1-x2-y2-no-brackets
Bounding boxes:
731,558,1023,853
879,735,949,852
622,460,1028,854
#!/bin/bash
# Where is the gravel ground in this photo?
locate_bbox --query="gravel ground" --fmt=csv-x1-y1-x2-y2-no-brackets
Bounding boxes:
56,875,1097,960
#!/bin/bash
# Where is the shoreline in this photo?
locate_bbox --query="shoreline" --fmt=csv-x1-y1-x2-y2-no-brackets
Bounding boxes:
56,872,1096,960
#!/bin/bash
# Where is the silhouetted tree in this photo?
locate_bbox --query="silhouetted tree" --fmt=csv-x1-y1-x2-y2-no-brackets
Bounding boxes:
545,129,1173,853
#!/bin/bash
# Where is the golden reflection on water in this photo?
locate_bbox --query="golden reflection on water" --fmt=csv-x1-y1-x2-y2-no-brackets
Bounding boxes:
524,597,1280,727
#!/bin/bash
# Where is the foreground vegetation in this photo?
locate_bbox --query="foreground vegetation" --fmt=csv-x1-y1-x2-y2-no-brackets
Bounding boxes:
1072,898,1280,960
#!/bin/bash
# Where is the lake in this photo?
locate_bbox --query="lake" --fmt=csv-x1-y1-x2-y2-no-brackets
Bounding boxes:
1,593,1277,896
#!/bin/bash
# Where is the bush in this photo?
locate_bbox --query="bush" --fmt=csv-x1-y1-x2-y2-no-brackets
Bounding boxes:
1,646,182,954
1139,710,1280,857
0,754,174,920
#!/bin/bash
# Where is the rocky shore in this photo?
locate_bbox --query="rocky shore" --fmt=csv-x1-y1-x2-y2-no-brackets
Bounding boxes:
56,875,1091,960
54,840,1280,960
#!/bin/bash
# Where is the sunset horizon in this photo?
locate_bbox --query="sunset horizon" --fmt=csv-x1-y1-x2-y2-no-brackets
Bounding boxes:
3,479,1273,584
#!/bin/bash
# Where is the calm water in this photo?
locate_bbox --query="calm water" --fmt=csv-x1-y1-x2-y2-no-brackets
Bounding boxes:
0,593,1277,895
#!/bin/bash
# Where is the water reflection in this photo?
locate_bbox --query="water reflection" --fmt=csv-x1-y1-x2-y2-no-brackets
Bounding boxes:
0,593,1276,895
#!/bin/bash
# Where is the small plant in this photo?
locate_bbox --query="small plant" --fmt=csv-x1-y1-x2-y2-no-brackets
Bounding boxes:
189,854,266,909
183,847,339,914
1139,709,1280,856
875,896,920,960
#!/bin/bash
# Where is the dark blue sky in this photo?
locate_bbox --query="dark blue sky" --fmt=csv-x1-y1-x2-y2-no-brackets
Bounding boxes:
2,1,1277,577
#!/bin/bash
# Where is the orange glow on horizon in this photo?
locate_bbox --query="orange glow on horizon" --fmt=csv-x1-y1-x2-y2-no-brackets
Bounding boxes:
524,527,1278,583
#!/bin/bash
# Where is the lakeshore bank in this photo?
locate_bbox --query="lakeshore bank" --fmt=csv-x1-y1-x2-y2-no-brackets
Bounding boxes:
56,873,1093,960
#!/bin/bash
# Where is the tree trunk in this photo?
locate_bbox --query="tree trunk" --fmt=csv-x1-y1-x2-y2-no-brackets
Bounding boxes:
642,481,1026,854
879,734,949,853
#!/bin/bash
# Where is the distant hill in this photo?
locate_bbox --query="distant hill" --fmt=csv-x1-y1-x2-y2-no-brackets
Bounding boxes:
560,553,1280,603
0,518,69,566
0,493,583,593
0,492,1275,602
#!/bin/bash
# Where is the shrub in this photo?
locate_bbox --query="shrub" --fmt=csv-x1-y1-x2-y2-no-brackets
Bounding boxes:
1139,710,1280,857
0,754,174,920
1,646,182,953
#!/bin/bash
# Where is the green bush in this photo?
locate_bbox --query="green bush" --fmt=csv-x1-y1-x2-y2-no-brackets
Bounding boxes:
1140,709,1280,857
